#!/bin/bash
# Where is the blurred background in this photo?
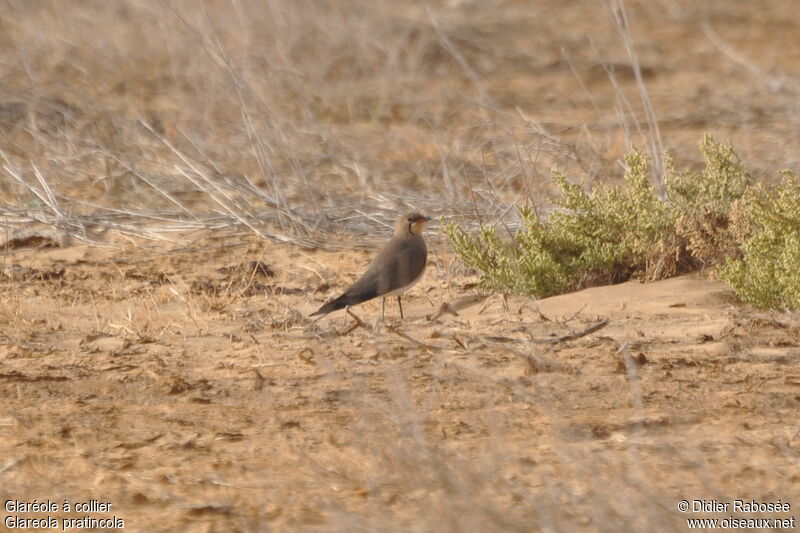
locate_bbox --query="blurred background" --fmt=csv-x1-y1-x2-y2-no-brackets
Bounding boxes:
1,0,798,242
1,2,800,532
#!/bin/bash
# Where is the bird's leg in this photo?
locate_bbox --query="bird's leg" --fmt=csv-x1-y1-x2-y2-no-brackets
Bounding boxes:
397,297,404,320
343,306,350,327
381,298,386,321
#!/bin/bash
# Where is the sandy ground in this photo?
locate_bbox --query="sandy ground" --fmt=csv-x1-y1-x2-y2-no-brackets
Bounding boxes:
2,1,800,531
1,231,798,532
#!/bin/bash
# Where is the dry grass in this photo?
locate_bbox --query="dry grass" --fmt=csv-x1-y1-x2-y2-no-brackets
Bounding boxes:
2,0,797,244
1,1,800,531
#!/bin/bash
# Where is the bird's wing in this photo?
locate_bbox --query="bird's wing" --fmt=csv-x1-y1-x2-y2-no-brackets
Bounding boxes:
339,236,427,305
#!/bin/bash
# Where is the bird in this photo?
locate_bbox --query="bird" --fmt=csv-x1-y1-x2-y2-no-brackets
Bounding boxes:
311,212,431,320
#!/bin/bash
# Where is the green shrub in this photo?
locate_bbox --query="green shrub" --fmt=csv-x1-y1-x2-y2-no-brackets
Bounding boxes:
718,172,800,309
443,135,767,301
443,147,683,298
444,214,572,296
669,135,753,265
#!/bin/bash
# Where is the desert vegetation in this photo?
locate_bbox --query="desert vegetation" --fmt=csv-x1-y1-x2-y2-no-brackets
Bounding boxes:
445,135,800,310
1,1,799,532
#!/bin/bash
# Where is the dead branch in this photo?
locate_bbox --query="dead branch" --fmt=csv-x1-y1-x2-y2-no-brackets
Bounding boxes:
532,319,610,344
427,293,490,320
385,324,437,351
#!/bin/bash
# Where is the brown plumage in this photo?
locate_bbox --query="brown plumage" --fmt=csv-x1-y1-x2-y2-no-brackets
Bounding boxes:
311,212,431,319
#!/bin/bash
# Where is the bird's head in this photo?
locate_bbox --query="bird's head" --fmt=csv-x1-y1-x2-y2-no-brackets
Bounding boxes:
397,212,431,236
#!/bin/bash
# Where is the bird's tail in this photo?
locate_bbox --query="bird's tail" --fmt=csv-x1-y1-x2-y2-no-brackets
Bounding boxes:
310,297,348,317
